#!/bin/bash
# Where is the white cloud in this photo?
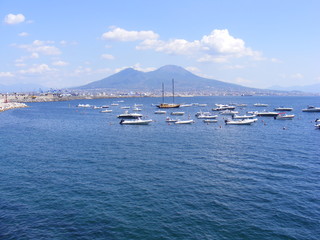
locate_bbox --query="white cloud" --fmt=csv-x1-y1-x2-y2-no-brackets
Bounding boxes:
18,32,29,37
17,40,61,55
234,77,252,84
19,64,55,74
4,13,25,24
105,27,263,63
102,27,159,41
101,54,115,60
52,60,69,66
0,72,14,77
115,63,156,73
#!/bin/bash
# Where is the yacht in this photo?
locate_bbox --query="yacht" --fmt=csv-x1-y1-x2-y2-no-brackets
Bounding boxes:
302,106,320,112
255,111,279,117
165,117,178,123
157,80,180,108
219,110,238,115
154,110,167,114
232,114,256,119
100,109,112,113
203,119,218,123
171,111,185,116
274,107,293,111
119,118,152,125
225,118,257,125
117,111,143,119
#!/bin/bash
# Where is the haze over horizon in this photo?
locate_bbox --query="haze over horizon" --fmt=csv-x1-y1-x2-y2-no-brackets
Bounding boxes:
1,0,319,91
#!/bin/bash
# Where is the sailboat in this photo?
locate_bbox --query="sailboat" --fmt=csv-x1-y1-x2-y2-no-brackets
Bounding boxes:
157,79,180,108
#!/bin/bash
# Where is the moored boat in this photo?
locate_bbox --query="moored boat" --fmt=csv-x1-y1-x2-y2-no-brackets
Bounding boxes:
119,118,152,125
117,111,143,119
171,111,185,116
154,110,167,114
100,109,112,113
254,103,268,107
256,111,279,117
225,118,257,125
203,119,218,123
174,119,194,124
232,114,256,119
274,107,293,111
302,106,320,112
274,113,295,120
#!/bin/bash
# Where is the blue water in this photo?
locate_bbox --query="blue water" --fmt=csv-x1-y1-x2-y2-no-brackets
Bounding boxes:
0,96,319,240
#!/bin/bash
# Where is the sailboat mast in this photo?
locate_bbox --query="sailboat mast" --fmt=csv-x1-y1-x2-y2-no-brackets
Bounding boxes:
172,78,175,103
162,82,164,103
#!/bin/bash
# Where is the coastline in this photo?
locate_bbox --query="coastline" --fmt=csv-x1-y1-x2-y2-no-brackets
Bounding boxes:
0,102,28,112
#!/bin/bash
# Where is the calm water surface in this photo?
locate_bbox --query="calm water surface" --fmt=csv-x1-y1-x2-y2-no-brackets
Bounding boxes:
0,96,319,240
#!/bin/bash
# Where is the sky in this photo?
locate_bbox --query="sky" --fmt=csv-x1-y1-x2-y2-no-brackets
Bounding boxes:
1,0,319,90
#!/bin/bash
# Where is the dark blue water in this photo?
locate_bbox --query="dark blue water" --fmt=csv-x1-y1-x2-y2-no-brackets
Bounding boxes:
0,96,319,240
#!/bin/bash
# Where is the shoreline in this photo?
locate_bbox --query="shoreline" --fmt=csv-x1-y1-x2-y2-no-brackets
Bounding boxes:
0,102,28,112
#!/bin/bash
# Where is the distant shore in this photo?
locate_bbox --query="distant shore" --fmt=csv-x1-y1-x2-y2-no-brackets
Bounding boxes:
0,102,28,112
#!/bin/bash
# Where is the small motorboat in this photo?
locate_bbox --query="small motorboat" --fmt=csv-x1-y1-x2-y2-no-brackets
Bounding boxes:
119,118,152,125
274,113,295,120
165,117,178,123
255,111,279,117
315,124,320,129
100,109,112,113
254,103,268,107
302,106,320,112
274,107,293,111
203,119,218,123
219,110,238,115
232,114,256,119
154,110,167,114
171,112,185,116
117,111,142,119
174,119,195,124
225,119,257,125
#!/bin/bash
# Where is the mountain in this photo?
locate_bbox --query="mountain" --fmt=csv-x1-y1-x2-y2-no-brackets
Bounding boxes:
76,65,257,92
270,84,320,93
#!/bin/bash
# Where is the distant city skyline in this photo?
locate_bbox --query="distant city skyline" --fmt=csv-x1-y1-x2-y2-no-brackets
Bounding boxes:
1,0,319,90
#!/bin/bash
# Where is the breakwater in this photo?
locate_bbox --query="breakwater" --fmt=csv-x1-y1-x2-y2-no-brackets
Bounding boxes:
0,102,28,112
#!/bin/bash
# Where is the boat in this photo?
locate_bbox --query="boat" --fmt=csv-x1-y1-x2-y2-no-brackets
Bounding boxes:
254,103,268,107
174,119,195,124
255,111,279,117
100,109,112,113
212,104,236,111
119,118,152,125
157,80,180,108
121,106,130,109
315,124,320,129
171,111,184,116
117,111,143,119
302,106,320,112
219,110,238,115
111,103,119,106
225,118,257,125
165,117,178,123
197,113,218,119
195,111,211,117
154,110,166,114
232,114,256,119
203,119,218,123
315,118,320,123
132,107,142,111
274,107,293,111
180,104,193,107
274,113,295,120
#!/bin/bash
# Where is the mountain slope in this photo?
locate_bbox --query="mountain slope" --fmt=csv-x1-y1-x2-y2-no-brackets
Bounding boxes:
77,65,255,92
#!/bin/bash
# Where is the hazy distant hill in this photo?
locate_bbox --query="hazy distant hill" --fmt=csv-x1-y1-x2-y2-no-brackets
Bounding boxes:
77,65,257,92
270,84,320,93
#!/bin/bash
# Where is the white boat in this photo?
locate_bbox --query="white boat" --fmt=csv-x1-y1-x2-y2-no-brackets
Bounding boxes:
165,117,178,123
203,119,218,123
117,111,142,119
225,118,257,125
195,111,211,117
254,103,268,107
154,110,166,114
121,106,130,109
111,103,119,106
256,111,279,117
232,114,256,119
315,124,320,129
274,107,293,111
274,113,295,120
315,118,320,123
212,104,236,111
132,107,142,111
302,106,320,112
180,104,193,107
100,109,112,113
174,119,194,124
197,114,218,119
77,104,91,108
171,111,185,116
220,110,238,115
119,118,152,125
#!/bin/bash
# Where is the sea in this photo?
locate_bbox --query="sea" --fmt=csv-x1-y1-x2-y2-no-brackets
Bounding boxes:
0,96,319,240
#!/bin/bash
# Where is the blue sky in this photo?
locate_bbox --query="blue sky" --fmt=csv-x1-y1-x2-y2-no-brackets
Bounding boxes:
1,0,319,89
